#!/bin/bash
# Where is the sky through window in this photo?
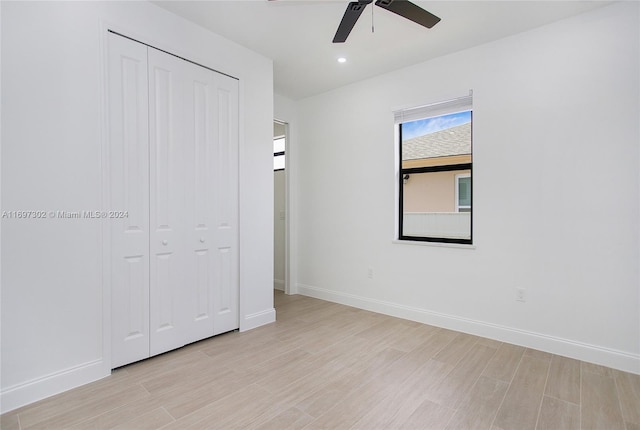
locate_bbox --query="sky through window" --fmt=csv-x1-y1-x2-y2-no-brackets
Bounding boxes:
402,111,471,140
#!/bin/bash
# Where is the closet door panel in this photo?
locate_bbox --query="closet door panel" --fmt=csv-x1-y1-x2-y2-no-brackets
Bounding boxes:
108,33,151,368
148,49,187,356
212,76,239,335
182,66,216,343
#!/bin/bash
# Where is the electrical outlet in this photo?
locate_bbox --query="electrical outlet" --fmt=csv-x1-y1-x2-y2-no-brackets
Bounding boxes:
516,287,526,302
367,267,374,279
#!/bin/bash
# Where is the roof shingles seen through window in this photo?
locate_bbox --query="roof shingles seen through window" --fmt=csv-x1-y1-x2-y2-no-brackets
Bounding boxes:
402,122,471,161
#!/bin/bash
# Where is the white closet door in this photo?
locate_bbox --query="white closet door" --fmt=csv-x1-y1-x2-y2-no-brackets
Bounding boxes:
211,74,239,335
182,64,217,342
109,33,151,368
147,48,188,356
110,34,240,366
183,65,240,342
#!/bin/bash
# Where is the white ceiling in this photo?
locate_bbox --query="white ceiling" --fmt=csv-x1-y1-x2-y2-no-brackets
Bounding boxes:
153,0,612,100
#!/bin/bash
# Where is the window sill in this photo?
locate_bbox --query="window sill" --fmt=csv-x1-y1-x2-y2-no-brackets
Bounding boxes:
392,240,476,250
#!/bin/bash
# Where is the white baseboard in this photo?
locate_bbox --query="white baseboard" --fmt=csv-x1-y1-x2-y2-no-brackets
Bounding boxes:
241,308,276,332
297,283,640,375
0,359,109,414
274,279,285,291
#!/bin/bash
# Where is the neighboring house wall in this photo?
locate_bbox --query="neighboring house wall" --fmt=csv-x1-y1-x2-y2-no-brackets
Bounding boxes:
1,1,274,413
295,2,639,373
403,169,471,212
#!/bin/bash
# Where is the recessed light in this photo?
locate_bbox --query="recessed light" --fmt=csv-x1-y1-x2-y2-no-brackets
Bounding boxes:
337,57,347,63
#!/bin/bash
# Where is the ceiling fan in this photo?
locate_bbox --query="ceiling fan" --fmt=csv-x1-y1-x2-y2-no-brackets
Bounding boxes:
332,0,441,43
267,0,441,43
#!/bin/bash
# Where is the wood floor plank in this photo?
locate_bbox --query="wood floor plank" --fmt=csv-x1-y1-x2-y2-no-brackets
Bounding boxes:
121,346,215,383
303,339,440,429
161,368,264,420
524,348,553,362
395,328,458,370
284,327,447,421
250,348,337,393
476,337,503,349
252,406,314,430
271,343,404,410
351,359,454,429
293,370,372,419
445,376,509,430
110,407,174,430
248,346,311,373
293,348,406,419
614,369,640,426
536,395,580,430
353,315,410,340
398,399,456,430
67,396,167,430
545,355,581,404
482,343,525,383
0,413,20,430
200,329,303,367
20,384,150,429
581,371,626,430
301,376,397,430
432,332,480,366
582,361,615,377
425,344,499,408
311,333,401,372
69,362,233,428
295,312,410,354
376,320,441,353
139,352,230,395
161,384,275,430
277,300,343,324
13,370,136,428
492,356,550,430
626,422,640,430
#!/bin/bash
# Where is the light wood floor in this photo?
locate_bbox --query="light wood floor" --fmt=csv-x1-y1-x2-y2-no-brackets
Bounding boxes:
2,291,639,430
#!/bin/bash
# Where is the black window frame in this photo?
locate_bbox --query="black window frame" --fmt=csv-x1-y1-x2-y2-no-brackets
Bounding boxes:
273,136,285,172
397,111,473,245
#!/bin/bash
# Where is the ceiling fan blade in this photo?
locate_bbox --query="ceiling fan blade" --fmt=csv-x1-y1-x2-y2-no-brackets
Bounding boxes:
333,1,373,43
374,0,440,29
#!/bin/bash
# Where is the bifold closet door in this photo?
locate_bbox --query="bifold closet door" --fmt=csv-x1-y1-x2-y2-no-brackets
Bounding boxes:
181,56,240,342
110,33,240,368
109,34,151,368
209,73,239,337
147,48,189,357
147,47,240,352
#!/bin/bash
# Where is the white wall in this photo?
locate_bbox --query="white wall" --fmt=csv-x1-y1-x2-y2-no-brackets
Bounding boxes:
1,1,274,412
294,2,640,373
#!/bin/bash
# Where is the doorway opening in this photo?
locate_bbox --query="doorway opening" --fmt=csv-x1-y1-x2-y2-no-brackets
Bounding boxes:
273,120,288,294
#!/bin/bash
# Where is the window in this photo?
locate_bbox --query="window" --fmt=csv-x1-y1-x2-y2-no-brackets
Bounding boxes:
396,94,473,244
274,136,285,171
456,173,471,213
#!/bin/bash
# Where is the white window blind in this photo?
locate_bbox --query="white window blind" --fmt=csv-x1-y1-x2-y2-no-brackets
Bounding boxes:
394,92,473,124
